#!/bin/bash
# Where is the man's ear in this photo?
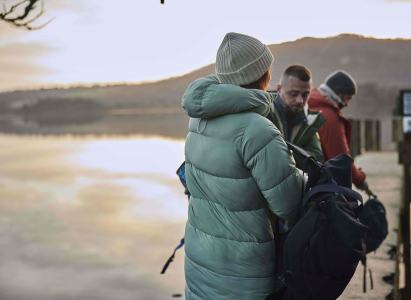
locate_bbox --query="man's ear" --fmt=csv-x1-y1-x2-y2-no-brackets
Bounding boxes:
276,83,281,93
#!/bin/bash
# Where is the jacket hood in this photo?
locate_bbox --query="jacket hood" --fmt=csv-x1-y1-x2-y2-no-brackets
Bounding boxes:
308,87,339,110
182,75,274,119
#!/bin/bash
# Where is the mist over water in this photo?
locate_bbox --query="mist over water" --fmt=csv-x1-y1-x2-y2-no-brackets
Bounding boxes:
0,135,188,299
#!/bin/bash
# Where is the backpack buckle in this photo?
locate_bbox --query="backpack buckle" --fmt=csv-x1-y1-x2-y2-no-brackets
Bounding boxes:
319,201,327,211
279,271,291,287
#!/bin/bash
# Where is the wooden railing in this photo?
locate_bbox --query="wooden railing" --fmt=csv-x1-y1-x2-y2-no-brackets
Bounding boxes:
348,119,381,158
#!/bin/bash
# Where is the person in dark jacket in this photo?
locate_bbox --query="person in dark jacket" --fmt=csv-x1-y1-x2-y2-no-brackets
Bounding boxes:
266,65,326,169
308,70,370,193
182,32,305,300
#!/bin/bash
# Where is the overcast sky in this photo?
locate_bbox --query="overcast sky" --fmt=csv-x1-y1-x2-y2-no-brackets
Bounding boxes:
0,0,410,92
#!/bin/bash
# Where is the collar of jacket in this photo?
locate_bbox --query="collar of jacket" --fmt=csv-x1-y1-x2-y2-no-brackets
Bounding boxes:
273,95,306,124
182,75,274,119
290,107,326,145
272,96,320,126
268,95,325,145
309,87,348,121
304,105,323,126
310,87,340,110
318,84,344,108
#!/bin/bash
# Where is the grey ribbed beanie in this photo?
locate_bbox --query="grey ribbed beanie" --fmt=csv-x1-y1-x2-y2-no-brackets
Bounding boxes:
216,32,274,86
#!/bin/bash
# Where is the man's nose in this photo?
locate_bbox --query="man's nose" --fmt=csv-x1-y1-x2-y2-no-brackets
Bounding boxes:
295,95,303,104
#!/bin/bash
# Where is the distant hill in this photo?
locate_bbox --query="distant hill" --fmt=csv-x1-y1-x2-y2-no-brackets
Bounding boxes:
0,34,409,141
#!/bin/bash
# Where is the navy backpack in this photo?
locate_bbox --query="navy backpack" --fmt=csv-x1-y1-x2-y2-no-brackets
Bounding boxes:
267,143,368,300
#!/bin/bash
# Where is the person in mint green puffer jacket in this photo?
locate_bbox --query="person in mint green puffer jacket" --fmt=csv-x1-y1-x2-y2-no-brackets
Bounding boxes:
182,33,305,300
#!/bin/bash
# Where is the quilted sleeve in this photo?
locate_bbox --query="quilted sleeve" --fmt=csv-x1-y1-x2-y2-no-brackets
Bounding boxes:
241,116,305,220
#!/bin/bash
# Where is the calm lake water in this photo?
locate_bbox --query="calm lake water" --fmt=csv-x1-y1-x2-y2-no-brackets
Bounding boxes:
0,135,188,300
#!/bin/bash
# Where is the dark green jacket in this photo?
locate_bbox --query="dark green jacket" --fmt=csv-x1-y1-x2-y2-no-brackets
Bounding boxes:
182,76,305,300
266,96,326,168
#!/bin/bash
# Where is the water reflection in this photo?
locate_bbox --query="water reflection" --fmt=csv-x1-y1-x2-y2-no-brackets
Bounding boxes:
70,139,185,177
0,135,188,300
0,113,189,139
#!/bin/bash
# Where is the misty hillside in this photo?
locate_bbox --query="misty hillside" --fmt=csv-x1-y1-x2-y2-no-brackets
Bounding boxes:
1,34,409,111
0,34,408,141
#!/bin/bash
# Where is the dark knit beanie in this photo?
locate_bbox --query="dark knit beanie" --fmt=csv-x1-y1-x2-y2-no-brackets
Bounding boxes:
325,70,357,95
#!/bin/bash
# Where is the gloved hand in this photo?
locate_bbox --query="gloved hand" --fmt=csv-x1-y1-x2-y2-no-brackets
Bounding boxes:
355,180,371,195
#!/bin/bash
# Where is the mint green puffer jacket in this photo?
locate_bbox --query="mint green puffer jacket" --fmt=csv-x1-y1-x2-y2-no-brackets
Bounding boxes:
182,75,305,300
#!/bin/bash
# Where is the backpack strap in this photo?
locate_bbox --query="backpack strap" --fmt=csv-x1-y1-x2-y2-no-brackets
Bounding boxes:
160,238,185,274
161,163,190,275
307,184,364,217
286,142,322,192
369,268,374,290
307,184,363,204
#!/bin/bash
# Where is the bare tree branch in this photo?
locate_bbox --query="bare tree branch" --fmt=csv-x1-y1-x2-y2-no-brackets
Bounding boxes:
3,0,28,18
0,0,53,30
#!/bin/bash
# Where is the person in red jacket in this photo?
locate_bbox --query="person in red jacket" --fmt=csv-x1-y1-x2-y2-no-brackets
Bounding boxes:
308,70,370,193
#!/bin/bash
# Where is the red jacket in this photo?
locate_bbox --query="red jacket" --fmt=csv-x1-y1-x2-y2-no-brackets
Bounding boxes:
308,87,366,185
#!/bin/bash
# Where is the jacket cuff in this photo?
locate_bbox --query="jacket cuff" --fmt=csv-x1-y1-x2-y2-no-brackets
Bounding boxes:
351,164,366,185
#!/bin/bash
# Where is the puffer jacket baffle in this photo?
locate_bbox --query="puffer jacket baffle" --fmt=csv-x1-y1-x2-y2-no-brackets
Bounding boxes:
182,75,305,300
